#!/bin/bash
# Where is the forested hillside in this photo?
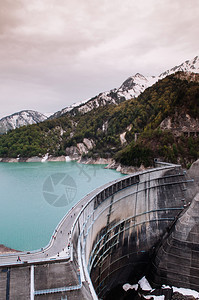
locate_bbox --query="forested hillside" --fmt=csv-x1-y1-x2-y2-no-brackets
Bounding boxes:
0,72,199,167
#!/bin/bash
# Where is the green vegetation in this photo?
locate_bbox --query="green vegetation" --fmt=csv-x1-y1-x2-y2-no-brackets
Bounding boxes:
0,72,199,167
116,128,199,168
0,117,72,158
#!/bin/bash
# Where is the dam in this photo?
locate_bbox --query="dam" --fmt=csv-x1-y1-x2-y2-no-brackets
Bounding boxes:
0,161,197,299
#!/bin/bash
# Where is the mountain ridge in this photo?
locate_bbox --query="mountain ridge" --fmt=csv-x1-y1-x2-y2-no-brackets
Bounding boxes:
49,55,199,119
1,55,199,133
0,110,47,134
0,71,199,169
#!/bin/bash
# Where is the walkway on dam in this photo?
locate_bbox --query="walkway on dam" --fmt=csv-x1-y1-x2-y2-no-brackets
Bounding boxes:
0,186,103,267
0,163,178,267
0,186,103,299
0,162,194,299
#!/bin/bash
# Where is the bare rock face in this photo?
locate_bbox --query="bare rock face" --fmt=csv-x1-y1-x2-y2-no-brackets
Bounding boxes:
151,161,199,291
0,157,19,162
65,146,81,160
47,156,66,162
65,139,95,160
26,156,42,162
160,113,199,136
151,192,199,291
188,159,199,195
77,143,88,155
0,244,19,254
188,159,199,181
83,138,95,150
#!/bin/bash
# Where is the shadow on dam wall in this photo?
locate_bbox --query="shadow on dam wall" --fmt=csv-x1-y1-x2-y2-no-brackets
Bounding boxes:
71,162,196,299
150,192,199,292
1,162,197,299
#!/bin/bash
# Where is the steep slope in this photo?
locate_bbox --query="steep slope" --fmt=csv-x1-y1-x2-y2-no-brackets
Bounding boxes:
112,55,199,100
49,88,126,119
0,71,199,168
50,56,199,119
0,110,47,134
159,55,199,79
117,73,157,99
115,72,199,167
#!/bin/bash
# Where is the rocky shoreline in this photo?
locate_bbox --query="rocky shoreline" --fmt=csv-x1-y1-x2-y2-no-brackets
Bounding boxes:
0,155,150,175
0,136,152,174
0,244,19,254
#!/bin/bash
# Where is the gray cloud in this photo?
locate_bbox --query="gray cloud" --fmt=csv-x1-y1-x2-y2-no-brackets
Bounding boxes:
0,0,198,118
0,0,23,33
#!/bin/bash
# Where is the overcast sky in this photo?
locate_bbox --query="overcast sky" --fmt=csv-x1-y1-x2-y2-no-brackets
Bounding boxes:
0,0,198,118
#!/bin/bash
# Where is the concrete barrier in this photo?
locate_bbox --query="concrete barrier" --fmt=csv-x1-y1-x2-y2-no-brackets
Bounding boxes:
71,163,194,298
0,162,195,299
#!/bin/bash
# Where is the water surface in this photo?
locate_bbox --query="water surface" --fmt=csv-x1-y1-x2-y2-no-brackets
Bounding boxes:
0,161,123,251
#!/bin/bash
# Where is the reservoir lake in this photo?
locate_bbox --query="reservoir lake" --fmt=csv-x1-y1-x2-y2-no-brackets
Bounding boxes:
0,161,123,251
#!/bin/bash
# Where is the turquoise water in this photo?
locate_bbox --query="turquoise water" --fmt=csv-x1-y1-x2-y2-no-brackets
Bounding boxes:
0,161,123,251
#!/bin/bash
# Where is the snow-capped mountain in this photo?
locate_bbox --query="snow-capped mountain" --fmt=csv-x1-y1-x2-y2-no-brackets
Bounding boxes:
2,56,199,125
50,56,199,118
49,99,90,119
117,55,199,100
0,110,47,134
159,55,199,79
117,73,157,99
49,88,127,118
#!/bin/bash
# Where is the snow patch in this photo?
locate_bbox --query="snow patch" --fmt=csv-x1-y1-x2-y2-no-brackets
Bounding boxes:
0,110,47,134
138,276,152,291
60,128,64,136
123,278,199,300
41,153,48,162
102,121,108,132
172,286,199,298
120,132,127,145
144,295,165,300
123,283,138,292
65,156,71,162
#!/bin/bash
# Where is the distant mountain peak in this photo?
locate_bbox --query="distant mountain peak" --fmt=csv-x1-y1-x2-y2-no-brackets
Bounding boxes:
159,55,199,78
134,73,147,79
49,56,199,119
3,56,198,126
0,110,47,134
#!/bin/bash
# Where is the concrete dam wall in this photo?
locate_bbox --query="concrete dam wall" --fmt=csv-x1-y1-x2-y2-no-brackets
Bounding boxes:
71,163,195,299
0,162,196,299
151,192,199,292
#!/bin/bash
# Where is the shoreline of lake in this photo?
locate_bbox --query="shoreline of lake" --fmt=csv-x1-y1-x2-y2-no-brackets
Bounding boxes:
0,244,20,254
0,155,149,175
0,161,123,251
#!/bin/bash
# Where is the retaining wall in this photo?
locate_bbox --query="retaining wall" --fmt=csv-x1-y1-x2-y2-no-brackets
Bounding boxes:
71,163,194,298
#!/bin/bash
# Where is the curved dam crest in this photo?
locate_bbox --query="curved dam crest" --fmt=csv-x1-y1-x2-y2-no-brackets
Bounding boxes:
0,161,197,299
